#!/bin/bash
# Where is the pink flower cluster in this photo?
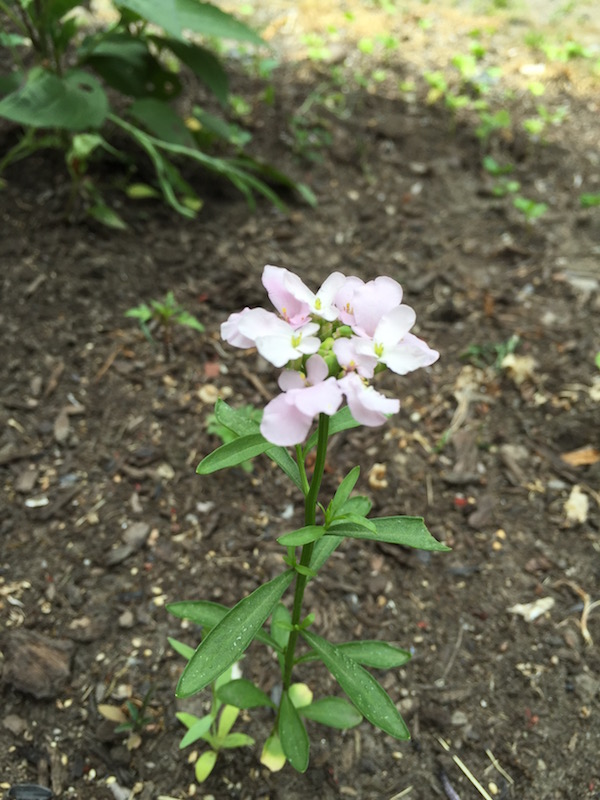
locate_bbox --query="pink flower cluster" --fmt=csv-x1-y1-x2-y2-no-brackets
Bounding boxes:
221,266,439,446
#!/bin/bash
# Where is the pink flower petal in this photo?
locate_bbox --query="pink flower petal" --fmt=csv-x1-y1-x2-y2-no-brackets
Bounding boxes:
333,337,377,378
382,332,440,375
293,378,343,417
262,265,311,326
339,373,399,427
352,277,404,337
374,305,416,347
261,393,313,446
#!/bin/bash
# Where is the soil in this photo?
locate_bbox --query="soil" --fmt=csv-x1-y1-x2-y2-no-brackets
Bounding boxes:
1,2,599,799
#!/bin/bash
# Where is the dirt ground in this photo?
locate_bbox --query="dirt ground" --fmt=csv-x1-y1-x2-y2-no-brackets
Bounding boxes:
1,1,599,799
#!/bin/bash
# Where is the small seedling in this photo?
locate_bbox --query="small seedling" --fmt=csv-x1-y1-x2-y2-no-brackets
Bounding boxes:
170,639,254,783
580,193,600,208
513,196,548,224
125,291,204,360
98,688,156,749
461,334,521,370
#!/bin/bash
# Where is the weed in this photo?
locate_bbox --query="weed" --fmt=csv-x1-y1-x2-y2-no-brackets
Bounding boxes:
125,291,204,361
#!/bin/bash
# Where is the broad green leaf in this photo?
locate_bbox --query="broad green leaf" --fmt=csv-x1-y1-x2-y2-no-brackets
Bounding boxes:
213,400,302,489
197,433,273,474
114,0,263,45
155,37,228,105
277,525,325,547
305,406,360,452
0,70,25,97
309,535,343,572
299,640,411,669
45,0,84,23
221,732,255,748
328,466,360,519
166,599,281,651
176,571,294,697
129,98,196,148
168,636,195,660
0,67,108,130
195,749,217,782
217,678,274,709
301,630,410,740
328,516,450,552
300,697,362,729
279,690,309,772
177,714,213,747
217,705,239,738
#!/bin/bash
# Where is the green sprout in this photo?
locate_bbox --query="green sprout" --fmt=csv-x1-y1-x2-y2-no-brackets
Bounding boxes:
170,639,254,783
461,334,521,371
513,196,548,224
580,193,600,208
125,291,204,360
114,688,155,735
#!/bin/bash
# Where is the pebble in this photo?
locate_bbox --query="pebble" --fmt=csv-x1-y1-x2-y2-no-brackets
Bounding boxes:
118,610,135,628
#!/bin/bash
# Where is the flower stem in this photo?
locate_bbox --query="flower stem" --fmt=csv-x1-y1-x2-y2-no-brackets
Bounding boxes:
282,414,329,690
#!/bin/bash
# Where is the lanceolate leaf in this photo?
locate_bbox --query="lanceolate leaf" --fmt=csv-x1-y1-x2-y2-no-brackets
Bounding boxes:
196,433,273,473
279,690,309,772
216,679,275,710
277,525,325,547
176,571,294,698
328,516,450,552
300,697,362,729
177,714,213,748
166,599,281,651
129,98,196,148
156,37,229,105
168,636,195,660
328,466,360,518
298,640,411,669
301,630,410,740
309,535,343,572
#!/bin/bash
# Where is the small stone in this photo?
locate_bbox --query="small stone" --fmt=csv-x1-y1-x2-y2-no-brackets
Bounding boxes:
574,673,599,704
118,610,135,629
451,710,468,726
1,629,74,699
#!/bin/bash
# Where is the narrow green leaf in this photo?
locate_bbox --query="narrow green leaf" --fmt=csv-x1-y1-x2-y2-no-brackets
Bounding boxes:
300,697,362,729
331,513,376,533
178,715,213,748
176,711,201,729
220,732,255,748
277,525,325,547
279,690,309,772
297,640,411,670
166,599,281,652
217,679,275,709
197,433,272,474
155,37,229,105
88,202,128,230
309,535,343,572
217,705,239,738
214,400,302,489
337,491,372,516
301,630,410,740
328,466,360,518
270,603,291,651
328,516,450,552
168,636,195,660
129,97,196,148
176,571,294,698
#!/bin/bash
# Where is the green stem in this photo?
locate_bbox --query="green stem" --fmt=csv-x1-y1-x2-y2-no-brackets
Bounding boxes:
282,414,329,690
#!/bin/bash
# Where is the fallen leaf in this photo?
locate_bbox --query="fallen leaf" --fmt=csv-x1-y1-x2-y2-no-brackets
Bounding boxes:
501,353,537,386
97,704,128,724
560,446,600,467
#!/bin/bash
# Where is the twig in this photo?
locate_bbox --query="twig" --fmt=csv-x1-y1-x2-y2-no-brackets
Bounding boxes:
436,622,465,687
437,738,494,800
388,787,413,800
94,344,124,383
485,748,514,786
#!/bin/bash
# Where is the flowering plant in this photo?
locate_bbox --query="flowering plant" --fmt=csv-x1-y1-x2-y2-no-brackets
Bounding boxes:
168,266,449,774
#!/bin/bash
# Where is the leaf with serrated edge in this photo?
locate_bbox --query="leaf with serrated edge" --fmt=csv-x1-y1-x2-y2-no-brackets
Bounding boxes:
176,571,294,698
301,630,409,740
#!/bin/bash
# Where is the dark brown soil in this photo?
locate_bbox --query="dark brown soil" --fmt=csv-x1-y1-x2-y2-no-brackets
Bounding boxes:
1,4,599,799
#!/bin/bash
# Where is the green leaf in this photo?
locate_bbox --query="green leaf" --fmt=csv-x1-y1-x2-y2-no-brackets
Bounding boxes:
114,0,263,45
217,679,275,709
177,714,213,747
288,682,313,708
176,571,294,698
309,535,343,572
213,400,302,489
174,311,204,332
126,183,160,199
195,749,218,782
300,640,411,669
301,630,410,740
166,599,281,651
176,711,201,729
0,67,108,130
305,406,360,452
155,37,229,105
277,525,325,547
331,513,376,533
328,516,450,552
217,704,239,738
279,690,309,772
271,602,291,670
0,69,25,98
197,433,274,473
328,466,360,518
168,636,195,660
260,733,286,772
220,732,255,748
129,97,196,148
88,202,128,230
300,697,362,729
